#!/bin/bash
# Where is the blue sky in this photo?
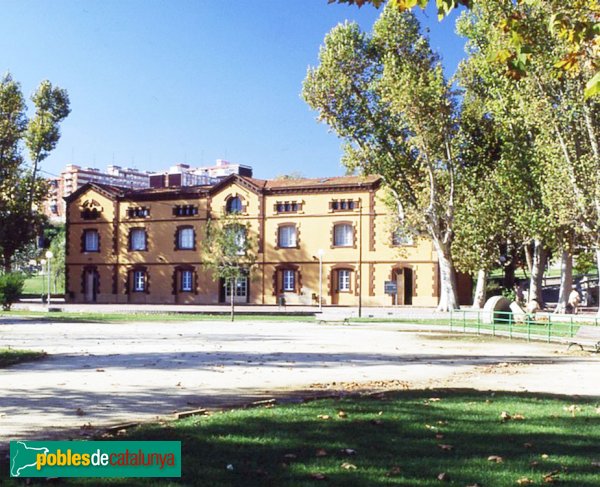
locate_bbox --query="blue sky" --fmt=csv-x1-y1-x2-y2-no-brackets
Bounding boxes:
0,1,465,180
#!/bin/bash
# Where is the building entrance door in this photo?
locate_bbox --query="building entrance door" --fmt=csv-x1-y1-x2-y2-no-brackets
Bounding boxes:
84,269,98,303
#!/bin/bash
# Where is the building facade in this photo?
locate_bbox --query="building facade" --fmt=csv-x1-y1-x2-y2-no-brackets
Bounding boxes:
64,174,470,307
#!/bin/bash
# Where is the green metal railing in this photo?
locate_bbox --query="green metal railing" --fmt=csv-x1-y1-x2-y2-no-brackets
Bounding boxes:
449,309,600,343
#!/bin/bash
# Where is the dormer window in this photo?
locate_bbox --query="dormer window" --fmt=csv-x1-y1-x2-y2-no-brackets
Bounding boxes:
226,196,243,214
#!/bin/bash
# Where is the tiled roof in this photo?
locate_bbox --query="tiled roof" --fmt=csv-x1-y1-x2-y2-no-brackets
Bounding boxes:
244,175,381,190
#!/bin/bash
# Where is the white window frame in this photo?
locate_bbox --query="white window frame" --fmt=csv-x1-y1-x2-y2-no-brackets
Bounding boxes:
181,270,193,292
338,269,351,292
84,230,99,252
392,229,414,246
282,269,295,292
225,276,248,297
278,225,297,248
133,270,146,292
130,228,146,251
333,224,353,247
178,227,194,249
227,196,243,214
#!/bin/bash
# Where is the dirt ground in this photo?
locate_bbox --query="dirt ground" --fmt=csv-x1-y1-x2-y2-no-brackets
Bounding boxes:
1,319,598,446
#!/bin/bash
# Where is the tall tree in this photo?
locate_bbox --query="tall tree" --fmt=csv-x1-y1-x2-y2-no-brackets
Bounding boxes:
458,1,599,312
0,75,70,272
303,7,462,310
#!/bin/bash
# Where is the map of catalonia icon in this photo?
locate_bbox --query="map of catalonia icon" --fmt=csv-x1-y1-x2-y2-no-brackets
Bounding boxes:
10,441,49,477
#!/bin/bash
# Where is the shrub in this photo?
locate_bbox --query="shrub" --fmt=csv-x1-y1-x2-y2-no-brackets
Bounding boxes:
0,273,26,311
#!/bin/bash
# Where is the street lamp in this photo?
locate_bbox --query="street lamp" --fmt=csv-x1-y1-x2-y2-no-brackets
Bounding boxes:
317,249,324,312
40,259,47,304
45,250,53,310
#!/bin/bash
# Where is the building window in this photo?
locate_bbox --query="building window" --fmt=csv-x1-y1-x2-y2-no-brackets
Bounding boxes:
177,227,195,250
226,224,246,255
282,269,295,292
83,230,99,252
392,228,414,246
225,277,248,297
181,270,193,292
338,269,351,292
226,196,243,214
333,223,353,247
127,207,150,218
278,225,297,248
173,205,198,217
331,199,357,211
275,201,301,213
81,208,100,220
129,228,147,251
133,270,146,292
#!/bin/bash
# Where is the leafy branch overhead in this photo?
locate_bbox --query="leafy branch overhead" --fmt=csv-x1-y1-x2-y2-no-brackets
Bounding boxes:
329,0,600,98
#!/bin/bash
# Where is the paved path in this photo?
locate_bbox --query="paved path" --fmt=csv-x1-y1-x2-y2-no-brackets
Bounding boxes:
1,319,599,446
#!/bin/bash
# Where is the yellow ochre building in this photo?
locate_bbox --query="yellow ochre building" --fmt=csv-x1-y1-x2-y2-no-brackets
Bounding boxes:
64,174,471,306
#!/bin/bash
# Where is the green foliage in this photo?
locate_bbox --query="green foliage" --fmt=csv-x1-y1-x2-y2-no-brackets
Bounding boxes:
329,0,599,98
0,272,25,310
0,74,69,272
574,251,597,275
47,225,66,292
202,213,257,319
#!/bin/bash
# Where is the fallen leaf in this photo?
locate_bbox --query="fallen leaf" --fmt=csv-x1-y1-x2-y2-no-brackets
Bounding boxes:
315,449,328,457
341,448,356,456
341,462,357,470
437,444,454,451
564,404,580,416
226,464,234,471
317,415,331,420
513,414,526,420
338,410,348,418
500,411,511,421
541,454,549,459
437,472,450,481
310,473,327,480
516,478,533,485
543,470,560,483
429,397,441,402
488,455,504,463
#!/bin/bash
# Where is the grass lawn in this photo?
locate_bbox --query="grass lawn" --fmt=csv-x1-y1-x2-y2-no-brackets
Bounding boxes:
21,274,64,295
18,389,599,486
0,310,315,323
0,348,46,367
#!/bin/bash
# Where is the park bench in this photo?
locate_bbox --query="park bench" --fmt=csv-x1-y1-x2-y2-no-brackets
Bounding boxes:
564,325,600,352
